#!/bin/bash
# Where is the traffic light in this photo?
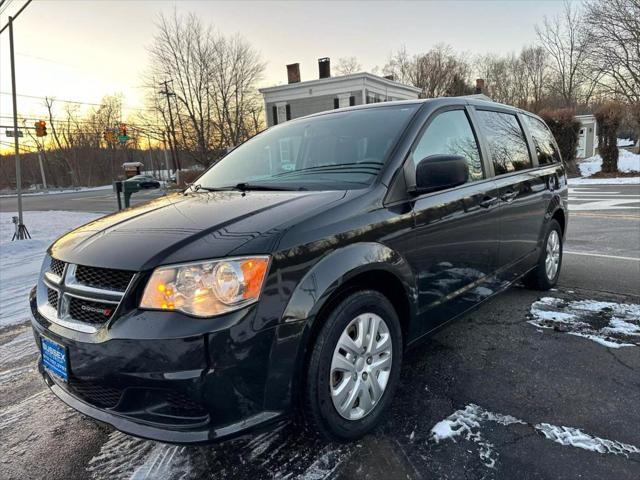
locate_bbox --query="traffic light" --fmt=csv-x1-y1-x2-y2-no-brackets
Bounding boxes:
103,129,116,144
35,120,47,137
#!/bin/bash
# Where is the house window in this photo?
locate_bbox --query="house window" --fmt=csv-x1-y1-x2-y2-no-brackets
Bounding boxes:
349,96,355,106
276,103,288,124
334,98,339,109
338,94,351,108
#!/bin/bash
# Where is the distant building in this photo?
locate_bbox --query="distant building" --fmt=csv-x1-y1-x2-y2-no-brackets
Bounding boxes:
259,58,421,127
575,114,597,159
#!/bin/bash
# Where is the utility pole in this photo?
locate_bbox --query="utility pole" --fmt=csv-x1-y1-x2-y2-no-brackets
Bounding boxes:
38,149,47,190
162,131,171,181
9,15,29,240
159,80,181,171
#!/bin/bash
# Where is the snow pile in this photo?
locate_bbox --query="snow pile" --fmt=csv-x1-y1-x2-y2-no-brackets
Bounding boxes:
528,297,640,348
578,149,640,178
0,211,100,328
430,403,640,470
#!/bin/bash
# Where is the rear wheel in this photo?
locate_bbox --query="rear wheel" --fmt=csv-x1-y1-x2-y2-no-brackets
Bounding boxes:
523,219,563,290
304,290,402,441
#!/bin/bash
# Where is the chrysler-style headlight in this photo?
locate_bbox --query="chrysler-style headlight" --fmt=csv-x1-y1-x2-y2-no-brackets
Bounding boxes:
140,256,270,317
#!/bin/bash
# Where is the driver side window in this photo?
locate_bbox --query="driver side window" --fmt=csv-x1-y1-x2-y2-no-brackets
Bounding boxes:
413,110,484,182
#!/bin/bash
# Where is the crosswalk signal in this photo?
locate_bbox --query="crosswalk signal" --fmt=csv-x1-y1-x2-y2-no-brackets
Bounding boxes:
35,120,47,137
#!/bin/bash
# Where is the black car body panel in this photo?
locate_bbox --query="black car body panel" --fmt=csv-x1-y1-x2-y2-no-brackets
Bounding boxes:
30,97,568,443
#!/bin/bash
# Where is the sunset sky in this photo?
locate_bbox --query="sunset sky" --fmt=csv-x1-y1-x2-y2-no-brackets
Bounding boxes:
0,0,565,149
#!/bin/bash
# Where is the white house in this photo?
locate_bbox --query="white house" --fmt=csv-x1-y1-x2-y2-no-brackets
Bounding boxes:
259,58,421,127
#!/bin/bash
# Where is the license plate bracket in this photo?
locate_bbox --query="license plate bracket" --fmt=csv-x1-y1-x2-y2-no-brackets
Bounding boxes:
41,336,68,382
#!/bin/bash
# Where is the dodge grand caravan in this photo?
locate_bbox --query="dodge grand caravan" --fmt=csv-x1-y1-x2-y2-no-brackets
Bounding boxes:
30,97,567,443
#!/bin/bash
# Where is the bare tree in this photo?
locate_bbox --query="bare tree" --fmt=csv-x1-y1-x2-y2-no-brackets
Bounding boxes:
535,1,594,106
384,44,471,98
335,56,362,75
520,46,549,110
584,0,640,104
146,11,265,166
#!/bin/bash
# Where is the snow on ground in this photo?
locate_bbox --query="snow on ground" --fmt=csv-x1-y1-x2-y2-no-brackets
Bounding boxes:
578,149,640,178
528,297,640,348
430,403,640,470
0,185,112,198
0,211,101,328
617,138,636,148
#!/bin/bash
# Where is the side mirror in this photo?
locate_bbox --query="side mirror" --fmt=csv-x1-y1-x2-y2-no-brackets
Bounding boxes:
411,154,469,194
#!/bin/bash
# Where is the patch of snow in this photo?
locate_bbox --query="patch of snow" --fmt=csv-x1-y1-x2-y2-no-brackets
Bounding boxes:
0,211,100,328
430,404,524,468
529,297,640,348
536,423,640,456
617,138,636,148
578,149,640,177
430,403,640,470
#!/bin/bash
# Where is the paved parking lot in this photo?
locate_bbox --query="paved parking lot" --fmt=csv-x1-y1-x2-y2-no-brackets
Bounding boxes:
0,182,638,479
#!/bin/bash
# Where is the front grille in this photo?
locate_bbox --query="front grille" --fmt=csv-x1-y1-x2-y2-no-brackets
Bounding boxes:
75,265,134,292
47,288,59,309
68,297,115,325
50,258,65,277
68,379,122,409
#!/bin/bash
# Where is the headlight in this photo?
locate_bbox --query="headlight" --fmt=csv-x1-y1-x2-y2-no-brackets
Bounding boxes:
140,256,270,317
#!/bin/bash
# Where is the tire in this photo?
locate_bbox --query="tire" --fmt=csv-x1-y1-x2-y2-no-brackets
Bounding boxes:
523,219,563,290
304,290,403,441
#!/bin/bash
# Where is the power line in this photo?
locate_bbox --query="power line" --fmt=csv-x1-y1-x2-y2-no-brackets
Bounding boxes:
0,0,32,34
0,0,13,17
0,91,157,112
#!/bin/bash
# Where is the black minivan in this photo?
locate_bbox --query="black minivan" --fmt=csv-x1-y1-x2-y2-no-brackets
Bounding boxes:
30,97,567,443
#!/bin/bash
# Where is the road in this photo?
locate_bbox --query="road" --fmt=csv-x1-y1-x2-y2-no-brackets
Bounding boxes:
0,182,639,479
0,187,167,214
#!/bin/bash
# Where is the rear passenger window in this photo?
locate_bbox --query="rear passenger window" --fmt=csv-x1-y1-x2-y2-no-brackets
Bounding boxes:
413,110,484,182
525,116,560,165
477,111,532,175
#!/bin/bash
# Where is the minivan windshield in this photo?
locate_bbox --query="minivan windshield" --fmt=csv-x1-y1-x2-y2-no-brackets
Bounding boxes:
194,104,420,191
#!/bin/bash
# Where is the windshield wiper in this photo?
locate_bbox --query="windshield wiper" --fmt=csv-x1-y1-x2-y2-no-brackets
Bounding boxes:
269,162,382,179
231,182,306,192
189,184,234,192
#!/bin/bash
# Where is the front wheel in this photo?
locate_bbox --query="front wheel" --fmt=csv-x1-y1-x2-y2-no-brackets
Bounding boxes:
304,290,403,441
523,219,563,290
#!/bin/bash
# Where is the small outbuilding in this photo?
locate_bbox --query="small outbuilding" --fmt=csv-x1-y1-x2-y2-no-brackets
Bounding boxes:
575,114,597,159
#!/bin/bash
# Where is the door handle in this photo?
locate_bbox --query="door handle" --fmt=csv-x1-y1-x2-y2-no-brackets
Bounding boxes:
479,196,498,208
500,190,518,203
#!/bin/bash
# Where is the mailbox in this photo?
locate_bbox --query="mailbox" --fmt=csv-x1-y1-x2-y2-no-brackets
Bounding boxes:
114,180,141,210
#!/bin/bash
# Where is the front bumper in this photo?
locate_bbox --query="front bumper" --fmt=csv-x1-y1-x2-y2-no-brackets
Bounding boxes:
30,287,286,444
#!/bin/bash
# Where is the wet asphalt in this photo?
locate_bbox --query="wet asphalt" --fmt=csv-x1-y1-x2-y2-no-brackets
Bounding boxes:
0,183,639,479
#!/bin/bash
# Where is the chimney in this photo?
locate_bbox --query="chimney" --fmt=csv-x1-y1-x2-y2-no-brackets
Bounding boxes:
318,57,331,79
287,63,301,84
475,79,485,94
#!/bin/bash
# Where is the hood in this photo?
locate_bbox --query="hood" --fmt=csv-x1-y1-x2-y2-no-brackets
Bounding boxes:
50,190,347,271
